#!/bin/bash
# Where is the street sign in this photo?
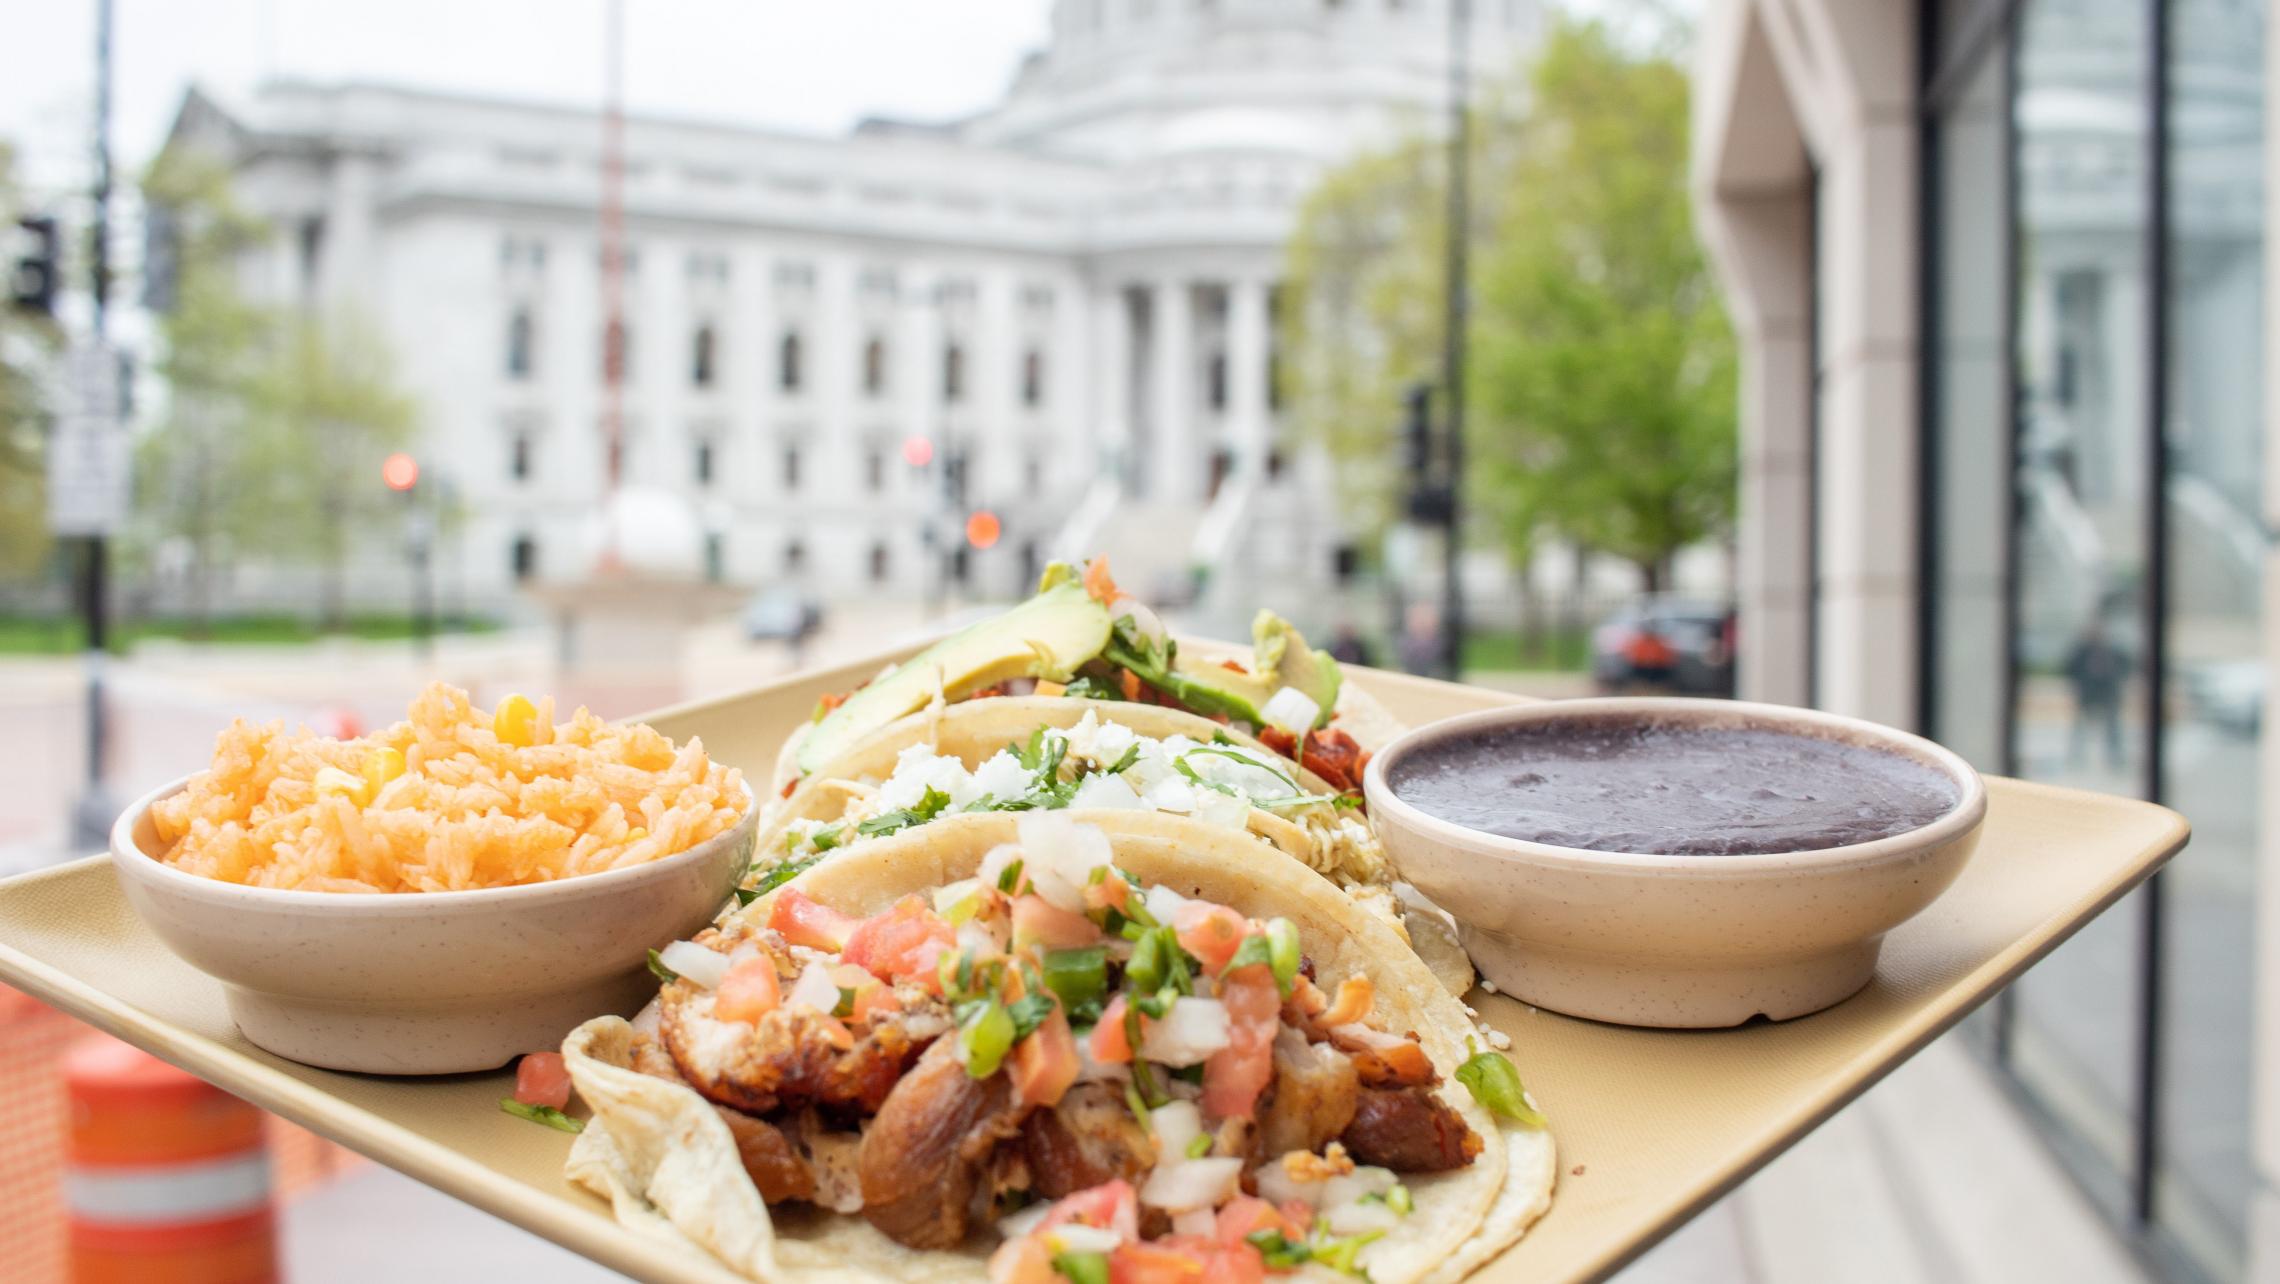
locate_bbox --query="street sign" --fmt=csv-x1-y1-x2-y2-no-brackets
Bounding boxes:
47,340,132,537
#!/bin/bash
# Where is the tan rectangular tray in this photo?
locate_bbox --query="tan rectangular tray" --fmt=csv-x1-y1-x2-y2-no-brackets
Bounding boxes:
0,652,2189,1283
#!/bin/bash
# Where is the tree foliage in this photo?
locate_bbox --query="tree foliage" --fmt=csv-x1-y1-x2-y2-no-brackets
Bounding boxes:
0,140,60,581
1281,13,1736,589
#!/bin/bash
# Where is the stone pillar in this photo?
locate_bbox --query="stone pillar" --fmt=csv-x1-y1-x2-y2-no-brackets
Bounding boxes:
1150,277,1194,501
1093,282,1131,486
1226,276,1271,480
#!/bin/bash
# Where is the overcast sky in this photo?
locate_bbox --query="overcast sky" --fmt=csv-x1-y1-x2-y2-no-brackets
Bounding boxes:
2,0,1057,199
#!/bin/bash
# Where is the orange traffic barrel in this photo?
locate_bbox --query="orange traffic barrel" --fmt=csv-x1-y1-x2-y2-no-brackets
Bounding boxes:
64,1035,278,1284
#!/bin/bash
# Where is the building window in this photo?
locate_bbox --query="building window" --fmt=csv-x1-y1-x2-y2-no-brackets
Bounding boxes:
692,325,717,389
694,439,715,486
864,336,889,395
785,539,806,573
1021,349,1044,407
782,444,801,491
866,447,885,492
943,342,965,403
869,542,890,583
780,329,804,392
506,310,534,380
1207,351,1228,411
511,535,537,582
704,533,724,583
509,432,532,481
1025,454,1044,493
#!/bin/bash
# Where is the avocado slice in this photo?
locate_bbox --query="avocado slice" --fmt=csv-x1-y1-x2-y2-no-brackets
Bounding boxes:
1160,611,1343,730
797,575,1113,775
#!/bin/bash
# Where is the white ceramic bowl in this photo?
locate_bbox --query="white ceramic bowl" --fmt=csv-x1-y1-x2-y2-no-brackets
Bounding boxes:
110,775,758,1074
1364,698,1986,1028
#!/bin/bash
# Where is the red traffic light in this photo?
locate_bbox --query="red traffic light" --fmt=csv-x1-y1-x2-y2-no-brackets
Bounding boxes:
965,510,1001,550
381,452,420,492
901,435,935,468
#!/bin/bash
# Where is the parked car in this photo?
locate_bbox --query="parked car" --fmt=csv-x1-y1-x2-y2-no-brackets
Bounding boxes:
1591,597,1736,696
741,587,823,646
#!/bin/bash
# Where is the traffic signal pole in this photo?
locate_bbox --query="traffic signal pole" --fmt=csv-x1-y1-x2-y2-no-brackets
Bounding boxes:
71,0,115,847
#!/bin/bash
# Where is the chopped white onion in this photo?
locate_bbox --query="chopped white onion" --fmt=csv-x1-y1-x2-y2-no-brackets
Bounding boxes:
1137,997,1230,1066
658,940,731,989
1324,1198,1401,1236
1143,884,1191,927
1140,1157,1244,1212
1171,1209,1218,1238
785,962,840,1014
1017,814,1115,913
1111,596,1168,647
1322,1166,1399,1208
932,878,982,916
1048,1224,1124,1255
1077,1037,1133,1084
978,843,1025,891
1262,686,1323,737
1149,1101,1204,1162
1069,772,1146,811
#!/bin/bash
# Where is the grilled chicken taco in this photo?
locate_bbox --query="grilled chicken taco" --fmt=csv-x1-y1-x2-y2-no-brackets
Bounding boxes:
775,559,1401,796
560,815,1554,1284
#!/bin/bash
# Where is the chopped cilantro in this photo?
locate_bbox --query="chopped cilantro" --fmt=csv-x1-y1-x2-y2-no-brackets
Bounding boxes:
501,1099,583,1133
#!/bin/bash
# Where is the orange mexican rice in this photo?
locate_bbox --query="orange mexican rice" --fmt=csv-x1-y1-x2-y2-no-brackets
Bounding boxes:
148,681,749,893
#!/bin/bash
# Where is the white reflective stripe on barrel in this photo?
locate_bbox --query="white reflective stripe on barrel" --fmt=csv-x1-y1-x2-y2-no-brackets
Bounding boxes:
65,1153,272,1224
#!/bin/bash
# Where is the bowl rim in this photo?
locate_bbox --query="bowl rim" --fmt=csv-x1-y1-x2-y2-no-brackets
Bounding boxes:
110,771,759,913
1361,696,1988,875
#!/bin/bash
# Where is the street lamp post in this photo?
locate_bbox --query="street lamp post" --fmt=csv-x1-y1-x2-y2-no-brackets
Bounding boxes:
1441,0,1471,681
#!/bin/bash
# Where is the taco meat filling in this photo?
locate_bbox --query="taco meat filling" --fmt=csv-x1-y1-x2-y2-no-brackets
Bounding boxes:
640,814,1502,1280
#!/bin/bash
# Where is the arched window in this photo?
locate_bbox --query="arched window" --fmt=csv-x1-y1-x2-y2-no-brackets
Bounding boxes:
506,309,534,379
692,324,717,389
943,342,965,403
1021,349,1044,407
779,329,804,392
863,336,889,395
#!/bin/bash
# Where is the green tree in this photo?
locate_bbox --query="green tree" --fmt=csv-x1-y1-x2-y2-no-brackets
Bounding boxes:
1472,17,1735,591
0,140,60,581
1281,12,1735,594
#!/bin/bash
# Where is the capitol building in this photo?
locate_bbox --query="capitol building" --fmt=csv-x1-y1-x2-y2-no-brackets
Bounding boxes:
165,0,1542,610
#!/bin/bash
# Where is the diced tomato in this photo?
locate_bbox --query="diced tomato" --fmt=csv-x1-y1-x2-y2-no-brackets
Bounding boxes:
1258,725,1299,758
1202,966,1278,1121
1084,873,1132,915
1088,995,1136,1064
780,777,799,799
712,957,784,1025
1300,728,1366,793
1319,975,1375,1027
1010,1007,1081,1108
1220,659,1249,674
768,889,858,951
1083,557,1120,606
1118,668,1145,702
1109,1239,1210,1284
987,1234,1058,1284
1277,1201,1313,1236
1170,901,1250,973
841,896,955,982
513,1052,571,1110
1040,1178,1140,1241
850,983,903,1022
1215,1196,1296,1248
1013,894,1103,951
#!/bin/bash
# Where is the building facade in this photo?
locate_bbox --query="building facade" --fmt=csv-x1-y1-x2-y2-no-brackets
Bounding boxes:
1695,0,2268,1279
162,0,1540,612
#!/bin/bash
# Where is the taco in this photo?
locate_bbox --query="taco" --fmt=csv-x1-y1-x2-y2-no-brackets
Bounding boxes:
776,559,1399,798
561,814,1555,1284
758,698,1383,885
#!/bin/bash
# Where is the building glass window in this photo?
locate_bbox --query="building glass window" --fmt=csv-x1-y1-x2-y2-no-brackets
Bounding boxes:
511,535,537,582
509,432,532,482
704,533,724,584
780,329,804,392
864,336,889,395
692,325,717,389
783,444,801,491
785,539,806,573
866,447,885,493
943,342,966,403
506,310,534,380
869,542,890,583
1207,351,1228,411
1022,349,1044,407
694,439,714,487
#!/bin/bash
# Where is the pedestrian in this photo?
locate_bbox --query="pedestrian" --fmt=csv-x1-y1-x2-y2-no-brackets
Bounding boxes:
2065,616,2129,770
1328,621,1375,668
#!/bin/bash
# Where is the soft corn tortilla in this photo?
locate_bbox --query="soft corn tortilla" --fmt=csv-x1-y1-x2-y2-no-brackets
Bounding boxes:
562,817,1555,1284
759,696,1339,864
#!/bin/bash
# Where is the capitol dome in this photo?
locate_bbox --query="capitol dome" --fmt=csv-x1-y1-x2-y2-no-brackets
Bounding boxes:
1151,108,1330,160
580,485,706,579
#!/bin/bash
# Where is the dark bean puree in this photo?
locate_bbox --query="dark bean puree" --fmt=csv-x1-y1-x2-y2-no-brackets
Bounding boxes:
1389,719,1960,856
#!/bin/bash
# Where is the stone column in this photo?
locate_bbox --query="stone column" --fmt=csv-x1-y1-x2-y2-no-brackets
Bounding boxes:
1093,282,1131,486
1225,276,1271,480
1150,277,1194,501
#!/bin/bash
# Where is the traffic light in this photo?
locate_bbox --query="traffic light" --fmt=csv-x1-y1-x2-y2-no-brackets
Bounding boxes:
381,452,420,492
10,216,60,317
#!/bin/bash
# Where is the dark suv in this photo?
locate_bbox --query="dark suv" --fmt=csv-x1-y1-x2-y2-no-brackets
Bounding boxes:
1591,597,1736,696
